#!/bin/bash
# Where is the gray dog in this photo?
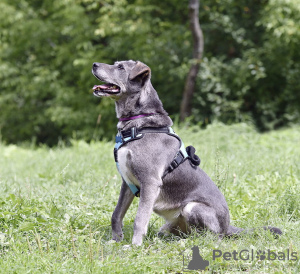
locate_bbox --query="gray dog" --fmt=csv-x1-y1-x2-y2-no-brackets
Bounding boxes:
92,60,281,246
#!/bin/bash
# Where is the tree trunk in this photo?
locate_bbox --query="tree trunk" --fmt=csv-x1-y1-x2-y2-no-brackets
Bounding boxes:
180,0,204,121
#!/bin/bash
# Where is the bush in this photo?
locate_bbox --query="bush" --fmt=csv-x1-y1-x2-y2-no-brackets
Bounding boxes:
0,0,299,145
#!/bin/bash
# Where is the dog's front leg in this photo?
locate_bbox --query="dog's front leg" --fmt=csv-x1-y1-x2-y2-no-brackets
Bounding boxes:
132,181,161,246
111,180,135,242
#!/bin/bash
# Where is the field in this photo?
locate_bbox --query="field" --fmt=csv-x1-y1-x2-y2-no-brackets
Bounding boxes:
0,123,300,273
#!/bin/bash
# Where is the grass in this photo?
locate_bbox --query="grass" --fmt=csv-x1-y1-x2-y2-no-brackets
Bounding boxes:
0,122,300,273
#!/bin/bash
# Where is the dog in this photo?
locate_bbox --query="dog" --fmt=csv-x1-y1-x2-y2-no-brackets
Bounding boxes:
91,60,282,246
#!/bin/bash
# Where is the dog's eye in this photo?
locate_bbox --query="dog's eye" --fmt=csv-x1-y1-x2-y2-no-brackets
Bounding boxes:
117,64,124,70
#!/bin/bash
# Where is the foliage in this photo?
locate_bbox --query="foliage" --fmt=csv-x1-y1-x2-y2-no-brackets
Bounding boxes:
0,124,300,272
0,0,100,145
0,0,300,145
193,0,300,130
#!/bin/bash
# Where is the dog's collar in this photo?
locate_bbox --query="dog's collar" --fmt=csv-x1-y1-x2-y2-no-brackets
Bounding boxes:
119,113,156,121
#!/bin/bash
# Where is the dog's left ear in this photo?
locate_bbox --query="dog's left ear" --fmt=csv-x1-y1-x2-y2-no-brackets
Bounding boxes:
129,61,151,85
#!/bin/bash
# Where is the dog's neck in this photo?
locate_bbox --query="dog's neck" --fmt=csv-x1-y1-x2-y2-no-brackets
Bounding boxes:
117,115,173,131
115,83,173,131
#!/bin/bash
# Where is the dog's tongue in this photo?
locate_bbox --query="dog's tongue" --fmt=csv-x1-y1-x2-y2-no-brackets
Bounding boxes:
93,84,110,90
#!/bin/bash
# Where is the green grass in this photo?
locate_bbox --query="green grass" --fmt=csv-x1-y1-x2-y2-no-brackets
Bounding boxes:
0,123,300,273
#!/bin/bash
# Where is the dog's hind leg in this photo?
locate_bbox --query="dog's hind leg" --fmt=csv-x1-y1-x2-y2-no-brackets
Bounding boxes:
158,215,190,237
182,202,228,235
182,203,282,238
158,222,173,236
111,180,135,242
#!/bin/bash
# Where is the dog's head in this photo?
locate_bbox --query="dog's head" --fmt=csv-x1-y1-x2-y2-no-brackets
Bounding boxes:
92,60,151,99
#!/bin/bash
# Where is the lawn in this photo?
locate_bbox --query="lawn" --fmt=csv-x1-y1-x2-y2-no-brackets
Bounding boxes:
0,123,299,273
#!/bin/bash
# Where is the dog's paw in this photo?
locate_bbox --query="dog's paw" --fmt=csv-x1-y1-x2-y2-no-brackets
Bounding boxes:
112,232,124,242
122,245,131,250
132,236,143,246
107,240,117,245
157,231,167,238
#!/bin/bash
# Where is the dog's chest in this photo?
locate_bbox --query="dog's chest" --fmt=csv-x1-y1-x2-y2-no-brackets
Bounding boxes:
117,147,140,188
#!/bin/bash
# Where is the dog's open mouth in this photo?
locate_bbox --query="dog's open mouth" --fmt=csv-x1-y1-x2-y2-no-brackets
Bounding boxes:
93,83,120,97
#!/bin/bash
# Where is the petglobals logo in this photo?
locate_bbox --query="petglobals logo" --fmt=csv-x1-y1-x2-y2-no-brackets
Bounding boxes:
180,246,298,272
213,249,298,262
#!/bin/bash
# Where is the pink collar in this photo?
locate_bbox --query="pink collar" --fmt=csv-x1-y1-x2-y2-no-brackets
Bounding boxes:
119,113,156,122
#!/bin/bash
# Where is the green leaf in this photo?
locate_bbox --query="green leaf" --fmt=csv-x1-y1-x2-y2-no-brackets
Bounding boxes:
18,222,36,232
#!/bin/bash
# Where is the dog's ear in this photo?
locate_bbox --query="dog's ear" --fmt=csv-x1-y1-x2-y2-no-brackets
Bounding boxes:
129,61,151,84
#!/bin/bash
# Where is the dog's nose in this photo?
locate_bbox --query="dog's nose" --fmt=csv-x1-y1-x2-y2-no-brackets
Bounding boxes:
93,62,100,68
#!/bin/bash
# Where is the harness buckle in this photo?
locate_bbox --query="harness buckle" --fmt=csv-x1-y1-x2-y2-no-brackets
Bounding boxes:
115,135,122,143
169,151,184,171
170,160,179,170
131,127,137,139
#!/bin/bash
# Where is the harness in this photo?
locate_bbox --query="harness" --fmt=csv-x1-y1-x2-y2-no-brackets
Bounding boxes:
114,126,200,197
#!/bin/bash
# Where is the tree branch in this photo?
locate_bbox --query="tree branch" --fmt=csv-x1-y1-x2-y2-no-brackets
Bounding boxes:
180,0,204,121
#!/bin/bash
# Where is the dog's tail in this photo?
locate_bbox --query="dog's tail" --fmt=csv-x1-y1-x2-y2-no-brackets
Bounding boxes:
226,225,282,238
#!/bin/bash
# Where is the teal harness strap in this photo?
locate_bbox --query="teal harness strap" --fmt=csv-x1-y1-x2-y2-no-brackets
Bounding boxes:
114,134,140,197
114,127,190,197
168,127,189,159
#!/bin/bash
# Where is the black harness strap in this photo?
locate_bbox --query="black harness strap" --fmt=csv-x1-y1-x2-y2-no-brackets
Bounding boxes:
121,127,170,139
114,127,171,163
